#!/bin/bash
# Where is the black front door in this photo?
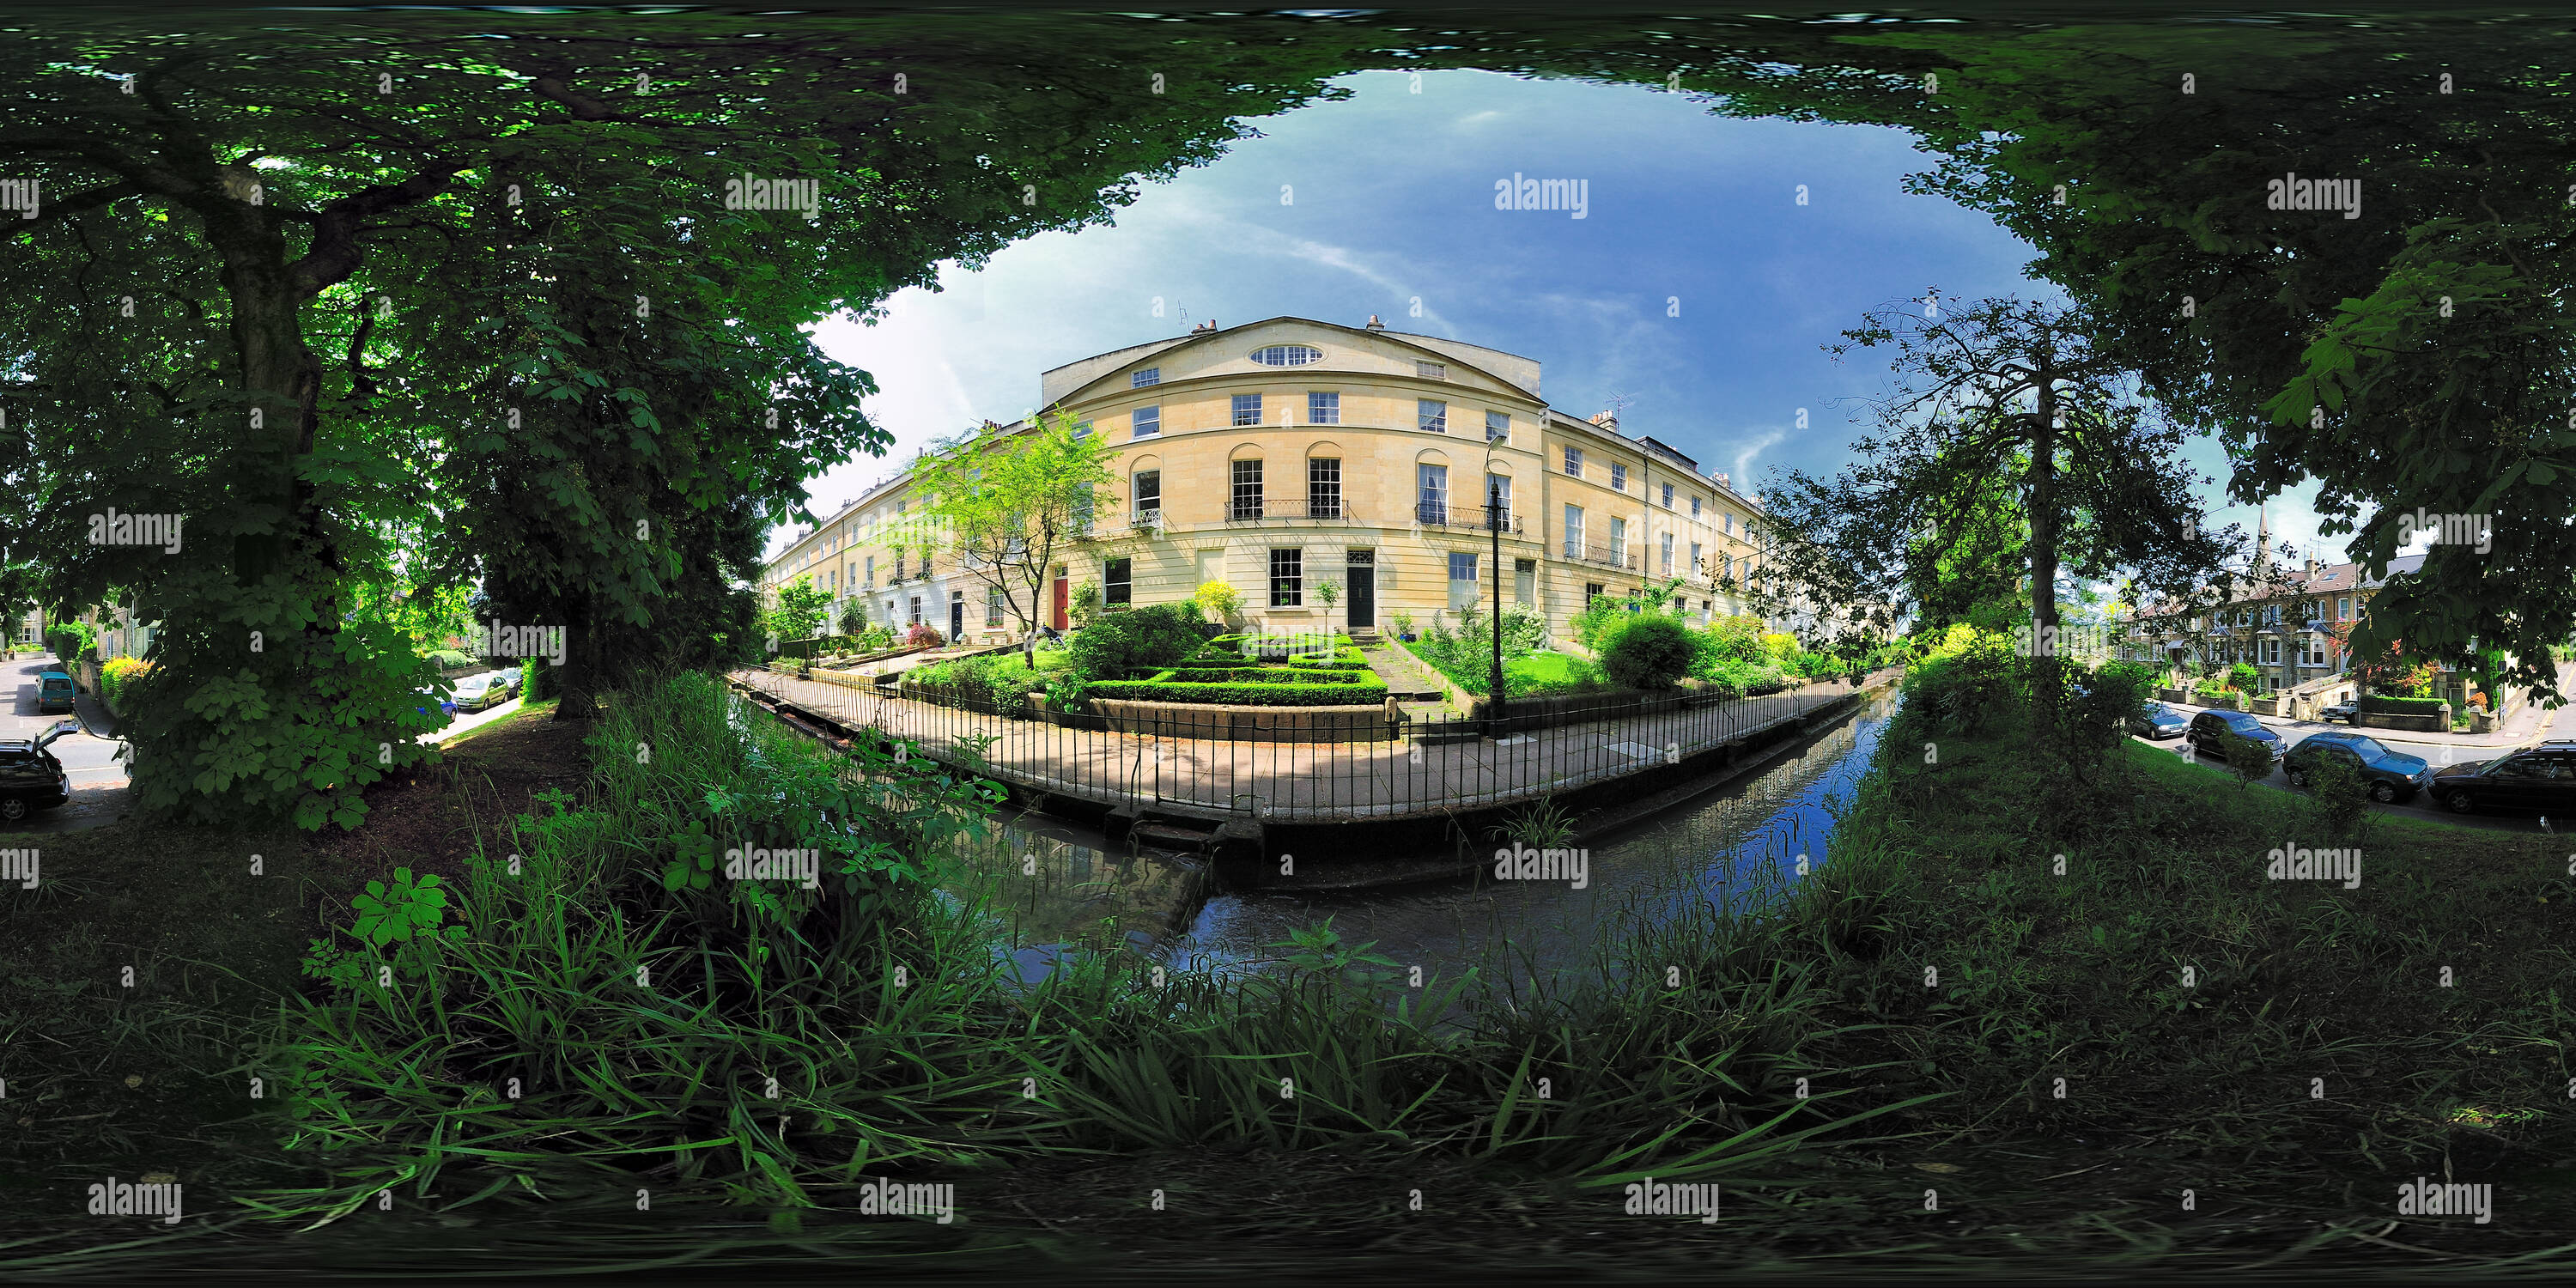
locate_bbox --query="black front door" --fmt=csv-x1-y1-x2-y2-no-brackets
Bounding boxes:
950,592,965,642
1347,558,1376,629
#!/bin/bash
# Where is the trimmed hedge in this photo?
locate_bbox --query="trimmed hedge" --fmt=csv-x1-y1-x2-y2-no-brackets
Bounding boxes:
2360,695,2446,715
1088,676,1390,707
1163,655,1373,674
1152,666,1373,686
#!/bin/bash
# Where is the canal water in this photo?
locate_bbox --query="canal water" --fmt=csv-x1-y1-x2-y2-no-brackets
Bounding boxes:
947,688,1902,985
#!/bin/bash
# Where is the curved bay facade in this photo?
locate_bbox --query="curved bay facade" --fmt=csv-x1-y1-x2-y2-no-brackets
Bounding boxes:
765,317,1774,643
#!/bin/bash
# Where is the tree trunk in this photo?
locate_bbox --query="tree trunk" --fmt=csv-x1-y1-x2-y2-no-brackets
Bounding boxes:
2027,366,2061,639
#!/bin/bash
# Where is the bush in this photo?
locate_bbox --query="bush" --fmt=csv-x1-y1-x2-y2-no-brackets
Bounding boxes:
1068,603,1206,682
47,623,95,666
425,648,477,670
1702,614,1766,665
903,623,945,648
2227,661,2261,691
2359,696,2445,715
1088,675,1390,707
836,602,867,636
100,655,154,714
1597,615,1698,690
1191,580,1241,623
906,653,1044,715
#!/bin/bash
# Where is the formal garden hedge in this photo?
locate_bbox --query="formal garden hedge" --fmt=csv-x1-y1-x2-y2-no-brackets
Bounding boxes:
2359,695,2447,715
1086,670,1391,707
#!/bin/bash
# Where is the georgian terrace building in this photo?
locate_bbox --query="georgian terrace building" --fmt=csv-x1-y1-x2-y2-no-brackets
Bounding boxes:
762,316,1777,646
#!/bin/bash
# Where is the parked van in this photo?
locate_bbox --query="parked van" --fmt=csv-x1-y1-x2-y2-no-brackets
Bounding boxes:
36,671,77,714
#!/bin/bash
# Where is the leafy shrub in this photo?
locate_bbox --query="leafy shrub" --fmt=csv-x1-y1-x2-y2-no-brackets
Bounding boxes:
1570,595,1631,648
47,623,95,665
1702,614,1766,665
906,653,1046,714
903,623,945,648
100,655,155,714
1191,580,1241,623
1069,603,1206,682
2219,731,2274,790
2358,696,2445,715
1087,675,1390,707
1156,666,1373,685
837,602,868,635
2227,661,2260,691
1597,615,1698,690
425,648,477,669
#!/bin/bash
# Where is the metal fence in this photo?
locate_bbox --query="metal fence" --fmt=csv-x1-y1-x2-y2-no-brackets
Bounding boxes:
732,665,1894,824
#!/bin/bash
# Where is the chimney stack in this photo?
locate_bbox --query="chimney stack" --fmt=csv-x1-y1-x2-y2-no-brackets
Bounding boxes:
1366,314,1385,330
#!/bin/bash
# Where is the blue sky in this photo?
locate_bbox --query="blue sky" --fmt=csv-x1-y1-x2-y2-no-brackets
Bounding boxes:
793,68,2348,574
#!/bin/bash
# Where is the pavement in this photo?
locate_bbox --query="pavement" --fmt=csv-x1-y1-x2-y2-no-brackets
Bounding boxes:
1,650,133,835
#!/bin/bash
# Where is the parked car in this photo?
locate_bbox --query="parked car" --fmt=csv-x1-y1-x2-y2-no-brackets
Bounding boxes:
0,720,76,822
2129,701,2190,739
2320,701,2358,724
449,672,505,712
414,687,455,720
2187,709,2286,763
2429,744,2576,816
493,668,524,698
2285,731,2431,803
36,670,77,714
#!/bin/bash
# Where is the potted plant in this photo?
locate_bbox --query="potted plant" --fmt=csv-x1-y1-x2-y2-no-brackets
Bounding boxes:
1315,579,1341,615
1389,611,1416,643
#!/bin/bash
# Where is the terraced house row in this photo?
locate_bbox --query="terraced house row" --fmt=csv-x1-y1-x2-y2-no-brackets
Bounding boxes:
762,317,1778,645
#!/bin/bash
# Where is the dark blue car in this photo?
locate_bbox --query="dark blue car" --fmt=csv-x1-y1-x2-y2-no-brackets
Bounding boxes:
2287,731,2431,804
2187,709,2286,763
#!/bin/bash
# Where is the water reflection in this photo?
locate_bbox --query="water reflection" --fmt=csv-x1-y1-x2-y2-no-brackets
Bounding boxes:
935,690,1901,987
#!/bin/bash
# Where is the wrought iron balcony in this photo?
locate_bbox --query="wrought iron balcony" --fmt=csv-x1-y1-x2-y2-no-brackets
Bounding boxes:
1563,540,1640,570
1414,502,1522,532
1226,499,1349,522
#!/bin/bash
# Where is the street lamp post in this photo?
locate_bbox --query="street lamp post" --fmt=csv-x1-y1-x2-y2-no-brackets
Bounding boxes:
1489,479,1507,734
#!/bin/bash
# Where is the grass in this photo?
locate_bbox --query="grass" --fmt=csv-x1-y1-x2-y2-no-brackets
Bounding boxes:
9,654,2576,1273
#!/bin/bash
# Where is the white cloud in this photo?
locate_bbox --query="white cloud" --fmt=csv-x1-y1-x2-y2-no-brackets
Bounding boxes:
1731,430,1786,486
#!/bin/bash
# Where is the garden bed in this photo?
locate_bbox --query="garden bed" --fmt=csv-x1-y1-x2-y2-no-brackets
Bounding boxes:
1088,696,1397,742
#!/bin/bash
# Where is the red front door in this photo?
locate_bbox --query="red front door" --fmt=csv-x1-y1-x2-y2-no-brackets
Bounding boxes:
1051,576,1069,630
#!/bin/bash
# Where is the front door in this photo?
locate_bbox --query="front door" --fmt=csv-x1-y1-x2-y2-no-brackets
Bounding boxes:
1051,575,1069,631
1346,550,1376,629
950,592,964,643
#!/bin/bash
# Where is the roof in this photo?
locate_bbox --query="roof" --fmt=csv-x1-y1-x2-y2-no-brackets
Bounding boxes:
2138,553,2427,618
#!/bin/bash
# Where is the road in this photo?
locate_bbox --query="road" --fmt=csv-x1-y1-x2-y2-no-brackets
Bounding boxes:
2126,728,2558,834
1,651,132,834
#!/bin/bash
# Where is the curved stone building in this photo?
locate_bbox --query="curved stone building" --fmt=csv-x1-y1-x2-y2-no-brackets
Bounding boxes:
764,316,1773,645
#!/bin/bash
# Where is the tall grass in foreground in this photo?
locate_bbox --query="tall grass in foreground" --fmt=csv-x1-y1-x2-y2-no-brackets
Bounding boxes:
248,672,1929,1222
253,654,2569,1229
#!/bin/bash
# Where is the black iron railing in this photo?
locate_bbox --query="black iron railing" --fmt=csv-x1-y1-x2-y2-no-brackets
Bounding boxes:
728,664,1898,825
